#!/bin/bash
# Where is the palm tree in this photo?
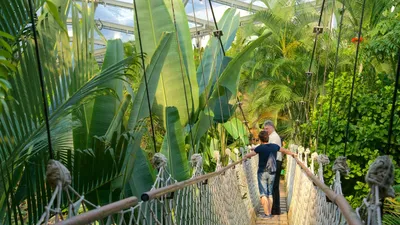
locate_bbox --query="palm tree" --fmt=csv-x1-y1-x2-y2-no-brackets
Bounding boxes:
235,0,321,141
0,0,272,223
0,0,176,223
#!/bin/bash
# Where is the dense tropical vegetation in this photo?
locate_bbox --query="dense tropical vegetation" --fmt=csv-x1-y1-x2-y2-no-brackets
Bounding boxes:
0,0,399,224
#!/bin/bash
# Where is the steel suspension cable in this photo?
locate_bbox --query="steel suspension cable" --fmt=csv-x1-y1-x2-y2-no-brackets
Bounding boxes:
133,0,157,151
28,0,54,159
190,0,219,153
343,0,367,156
169,0,196,152
207,0,249,151
315,0,336,152
207,0,251,135
303,0,327,147
324,2,345,154
204,1,226,152
225,4,246,150
307,0,327,74
387,49,400,152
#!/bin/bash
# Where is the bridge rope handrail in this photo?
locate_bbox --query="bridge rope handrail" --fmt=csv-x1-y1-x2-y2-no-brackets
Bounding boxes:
141,157,246,201
293,155,362,225
38,143,394,225
56,197,139,225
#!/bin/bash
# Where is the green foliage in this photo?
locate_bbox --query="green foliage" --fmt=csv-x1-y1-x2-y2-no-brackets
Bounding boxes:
363,10,400,75
134,0,199,126
0,31,15,112
310,71,400,207
383,185,400,225
161,107,190,181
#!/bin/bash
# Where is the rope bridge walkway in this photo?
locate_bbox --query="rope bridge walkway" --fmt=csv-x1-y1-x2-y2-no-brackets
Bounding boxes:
256,180,288,225
37,144,394,225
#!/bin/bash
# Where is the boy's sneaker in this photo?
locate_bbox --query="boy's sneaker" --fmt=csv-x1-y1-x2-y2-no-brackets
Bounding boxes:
260,214,273,219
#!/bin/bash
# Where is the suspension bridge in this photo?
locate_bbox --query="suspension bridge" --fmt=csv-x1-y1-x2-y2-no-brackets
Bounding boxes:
36,144,393,225
3,0,397,223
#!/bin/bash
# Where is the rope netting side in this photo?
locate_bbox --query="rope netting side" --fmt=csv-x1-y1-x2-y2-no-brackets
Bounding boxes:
40,147,261,225
140,148,260,225
285,144,353,225
285,144,395,225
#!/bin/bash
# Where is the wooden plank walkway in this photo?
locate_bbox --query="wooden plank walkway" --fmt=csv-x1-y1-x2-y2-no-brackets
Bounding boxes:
256,180,288,225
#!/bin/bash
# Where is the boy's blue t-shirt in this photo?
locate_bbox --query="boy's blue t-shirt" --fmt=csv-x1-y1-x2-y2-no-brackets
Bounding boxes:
254,143,280,173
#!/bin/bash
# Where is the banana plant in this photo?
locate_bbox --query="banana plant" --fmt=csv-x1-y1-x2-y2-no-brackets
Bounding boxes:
134,0,273,168
134,0,199,126
0,0,174,223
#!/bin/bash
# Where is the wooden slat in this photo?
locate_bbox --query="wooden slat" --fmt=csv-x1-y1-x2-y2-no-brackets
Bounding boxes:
256,180,288,225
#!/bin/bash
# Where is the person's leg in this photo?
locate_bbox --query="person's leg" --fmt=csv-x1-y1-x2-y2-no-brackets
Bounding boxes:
266,173,275,216
267,196,273,215
258,172,269,215
261,196,269,215
272,160,282,215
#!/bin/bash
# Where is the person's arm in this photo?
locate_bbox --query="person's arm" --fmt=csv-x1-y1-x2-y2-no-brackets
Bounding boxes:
279,147,297,157
249,144,260,151
244,150,257,159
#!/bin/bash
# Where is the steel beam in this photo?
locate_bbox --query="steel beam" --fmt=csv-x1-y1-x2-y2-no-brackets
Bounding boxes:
67,18,210,37
69,37,106,46
211,0,265,12
93,0,264,25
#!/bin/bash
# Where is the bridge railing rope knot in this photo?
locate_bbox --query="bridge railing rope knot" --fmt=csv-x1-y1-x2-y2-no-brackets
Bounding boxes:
356,155,395,225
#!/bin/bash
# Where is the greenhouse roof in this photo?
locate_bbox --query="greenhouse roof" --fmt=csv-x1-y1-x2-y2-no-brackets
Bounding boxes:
66,0,270,59
67,0,319,61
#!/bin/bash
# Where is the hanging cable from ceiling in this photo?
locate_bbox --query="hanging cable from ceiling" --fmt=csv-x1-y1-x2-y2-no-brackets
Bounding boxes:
207,0,252,135
191,0,219,153
315,0,337,152
387,50,400,153
207,0,249,151
169,0,196,153
27,0,54,160
302,0,327,148
324,2,345,154
343,0,367,156
133,0,158,152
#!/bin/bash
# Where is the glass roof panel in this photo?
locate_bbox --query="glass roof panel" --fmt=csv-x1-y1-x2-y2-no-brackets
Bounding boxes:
68,0,271,58
239,0,268,8
94,4,134,27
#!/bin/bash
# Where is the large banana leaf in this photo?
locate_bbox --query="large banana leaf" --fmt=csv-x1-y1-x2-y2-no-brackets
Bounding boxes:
197,8,240,97
208,32,273,108
161,107,190,181
134,0,199,126
192,107,215,145
210,56,236,123
191,33,272,147
128,32,173,130
71,31,173,204
223,118,249,145
88,39,125,144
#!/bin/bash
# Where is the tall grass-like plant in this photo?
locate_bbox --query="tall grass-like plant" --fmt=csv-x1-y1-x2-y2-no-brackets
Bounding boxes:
383,185,400,225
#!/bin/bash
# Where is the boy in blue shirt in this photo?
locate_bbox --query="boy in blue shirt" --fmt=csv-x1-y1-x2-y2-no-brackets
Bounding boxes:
245,131,296,218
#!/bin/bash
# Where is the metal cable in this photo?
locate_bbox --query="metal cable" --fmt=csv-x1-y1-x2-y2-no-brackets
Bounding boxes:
133,0,157,151
387,49,400,152
207,0,251,135
169,0,196,152
303,0,327,147
316,0,336,152
344,0,367,156
190,0,218,153
324,2,345,154
28,0,54,159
